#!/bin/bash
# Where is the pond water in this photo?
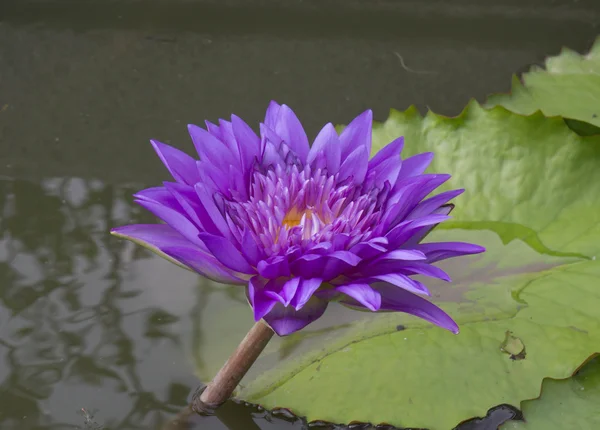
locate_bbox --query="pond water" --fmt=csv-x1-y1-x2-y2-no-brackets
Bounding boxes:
1,1,599,429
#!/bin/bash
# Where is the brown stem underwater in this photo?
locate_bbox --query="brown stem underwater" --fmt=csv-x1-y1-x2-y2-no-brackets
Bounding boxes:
162,405,195,430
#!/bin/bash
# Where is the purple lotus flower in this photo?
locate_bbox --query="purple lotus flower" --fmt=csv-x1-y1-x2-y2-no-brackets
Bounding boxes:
112,102,484,336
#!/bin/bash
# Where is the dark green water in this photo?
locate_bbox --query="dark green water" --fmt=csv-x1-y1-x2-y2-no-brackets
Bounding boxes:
0,1,599,428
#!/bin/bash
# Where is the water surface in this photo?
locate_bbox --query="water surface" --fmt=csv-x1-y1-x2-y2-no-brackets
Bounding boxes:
1,1,599,428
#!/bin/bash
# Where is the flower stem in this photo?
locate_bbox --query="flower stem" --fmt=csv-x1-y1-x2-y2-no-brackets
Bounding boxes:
193,320,274,413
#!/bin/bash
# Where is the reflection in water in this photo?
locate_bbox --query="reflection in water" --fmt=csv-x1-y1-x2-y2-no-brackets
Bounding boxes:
0,177,520,430
0,176,330,430
0,178,194,429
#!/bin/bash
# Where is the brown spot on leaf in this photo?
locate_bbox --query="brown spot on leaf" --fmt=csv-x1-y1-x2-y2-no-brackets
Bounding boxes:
500,330,526,361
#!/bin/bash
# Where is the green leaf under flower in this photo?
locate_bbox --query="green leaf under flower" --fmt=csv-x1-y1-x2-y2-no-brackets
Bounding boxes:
237,102,600,429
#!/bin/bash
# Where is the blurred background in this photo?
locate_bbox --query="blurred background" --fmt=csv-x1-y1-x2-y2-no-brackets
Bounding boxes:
0,0,599,428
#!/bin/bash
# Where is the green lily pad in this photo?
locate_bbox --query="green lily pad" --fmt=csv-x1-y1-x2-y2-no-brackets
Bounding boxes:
238,103,600,429
502,356,600,429
486,37,600,131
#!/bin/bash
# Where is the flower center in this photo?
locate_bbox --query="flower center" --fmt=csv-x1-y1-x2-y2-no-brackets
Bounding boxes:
224,164,387,255
282,207,313,229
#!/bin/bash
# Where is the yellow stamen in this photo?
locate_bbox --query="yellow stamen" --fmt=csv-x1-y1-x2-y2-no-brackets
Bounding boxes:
282,208,311,228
